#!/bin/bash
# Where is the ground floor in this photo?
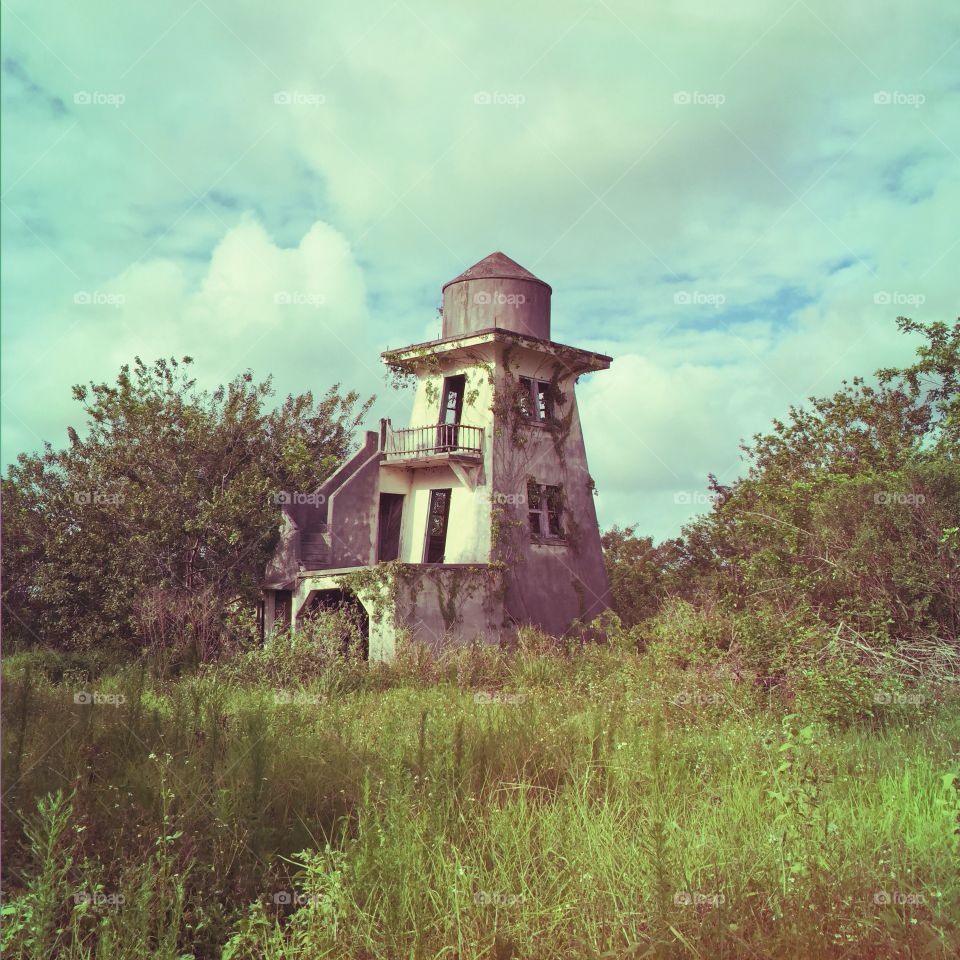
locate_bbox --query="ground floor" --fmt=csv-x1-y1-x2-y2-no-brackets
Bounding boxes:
262,562,508,660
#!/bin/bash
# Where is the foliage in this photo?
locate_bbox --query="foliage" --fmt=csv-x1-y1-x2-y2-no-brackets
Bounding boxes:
2,645,958,959
604,319,960,661
1,356,372,652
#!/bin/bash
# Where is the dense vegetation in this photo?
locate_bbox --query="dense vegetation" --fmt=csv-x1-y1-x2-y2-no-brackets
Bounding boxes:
2,317,958,958
1,357,371,653
3,631,958,959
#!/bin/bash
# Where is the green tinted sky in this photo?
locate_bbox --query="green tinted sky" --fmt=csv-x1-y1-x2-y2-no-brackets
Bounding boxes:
2,0,957,537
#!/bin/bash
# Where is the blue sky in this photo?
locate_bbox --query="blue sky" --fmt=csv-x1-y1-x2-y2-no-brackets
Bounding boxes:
2,0,958,539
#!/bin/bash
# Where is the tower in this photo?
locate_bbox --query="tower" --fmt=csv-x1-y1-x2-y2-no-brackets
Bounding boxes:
262,252,612,659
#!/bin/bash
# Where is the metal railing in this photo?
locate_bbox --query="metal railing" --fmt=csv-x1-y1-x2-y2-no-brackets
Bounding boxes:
384,423,484,459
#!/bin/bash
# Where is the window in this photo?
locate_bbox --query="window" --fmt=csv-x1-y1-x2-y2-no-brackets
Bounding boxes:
423,488,452,563
527,480,564,539
517,377,554,422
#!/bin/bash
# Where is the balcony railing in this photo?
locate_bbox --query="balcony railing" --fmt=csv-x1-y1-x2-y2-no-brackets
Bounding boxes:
384,423,484,460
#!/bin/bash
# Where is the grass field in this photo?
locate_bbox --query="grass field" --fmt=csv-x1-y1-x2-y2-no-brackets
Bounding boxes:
2,637,958,959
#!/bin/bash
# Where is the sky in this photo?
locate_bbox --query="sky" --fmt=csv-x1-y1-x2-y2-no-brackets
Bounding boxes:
2,0,958,540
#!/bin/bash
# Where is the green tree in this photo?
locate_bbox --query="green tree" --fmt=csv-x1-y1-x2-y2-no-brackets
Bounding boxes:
678,318,960,649
2,357,373,653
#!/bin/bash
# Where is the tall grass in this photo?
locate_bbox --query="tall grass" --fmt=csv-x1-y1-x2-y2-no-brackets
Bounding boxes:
2,635,958,959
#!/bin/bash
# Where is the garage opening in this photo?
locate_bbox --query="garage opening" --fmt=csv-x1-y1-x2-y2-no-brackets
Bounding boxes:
298,588,369,660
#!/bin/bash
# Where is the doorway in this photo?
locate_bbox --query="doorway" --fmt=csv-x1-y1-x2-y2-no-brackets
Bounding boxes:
437,374,465,451
377,493,404,562
423,488,451,563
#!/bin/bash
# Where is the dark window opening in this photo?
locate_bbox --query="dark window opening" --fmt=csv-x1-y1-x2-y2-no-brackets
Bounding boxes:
377,493,404,562
424,488,452,563
437,375,465,450
518,377,534,418
274,589,292,630
527,481,564,539
517,377,554,422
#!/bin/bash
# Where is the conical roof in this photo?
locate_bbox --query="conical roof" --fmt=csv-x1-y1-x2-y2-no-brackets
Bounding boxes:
441,252,552,292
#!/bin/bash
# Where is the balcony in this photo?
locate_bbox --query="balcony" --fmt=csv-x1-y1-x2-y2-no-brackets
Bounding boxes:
382,422,484,468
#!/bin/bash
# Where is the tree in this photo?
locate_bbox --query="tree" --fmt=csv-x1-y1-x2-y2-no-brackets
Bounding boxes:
2,357,373,652
677,318,960,648
601,526,683,626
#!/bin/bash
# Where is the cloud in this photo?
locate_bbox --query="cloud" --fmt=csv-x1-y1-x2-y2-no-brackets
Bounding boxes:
2,0,958,540
0,217,385,457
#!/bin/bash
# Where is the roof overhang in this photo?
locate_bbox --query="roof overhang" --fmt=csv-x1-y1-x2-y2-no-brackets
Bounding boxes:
381,327,611,375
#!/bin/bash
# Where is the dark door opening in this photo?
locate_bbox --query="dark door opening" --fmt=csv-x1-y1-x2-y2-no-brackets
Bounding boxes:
437,374,465,450
377,493,404,562
299,588,369,659
423,488,452,563
274,589,292,631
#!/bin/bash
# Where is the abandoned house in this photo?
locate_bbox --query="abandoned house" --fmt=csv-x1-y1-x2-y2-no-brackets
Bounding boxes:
262,252,612,659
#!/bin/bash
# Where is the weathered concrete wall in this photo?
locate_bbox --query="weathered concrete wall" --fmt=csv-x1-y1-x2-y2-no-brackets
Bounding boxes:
326,448,381,568
490,341,611,635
